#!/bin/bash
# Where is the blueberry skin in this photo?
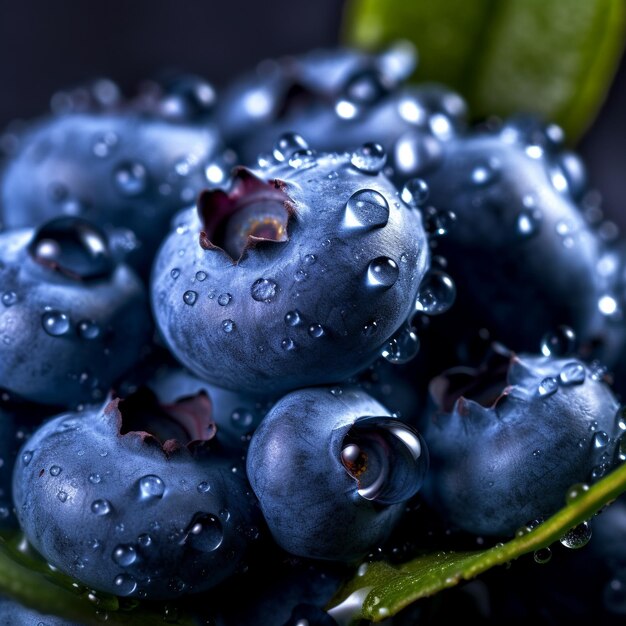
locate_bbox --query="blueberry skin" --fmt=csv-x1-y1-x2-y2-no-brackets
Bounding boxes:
418,120,606,357
12,397,259,599
246,387,428,561
0,596,84,625
0,111,224,276
217,45,465,177
0,220,151,407
148,365,274,449
422,353,621,537
152,152,429,395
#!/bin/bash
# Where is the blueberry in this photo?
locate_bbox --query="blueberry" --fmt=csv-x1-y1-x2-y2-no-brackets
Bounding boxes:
416,119,607,362
216,45,465,176
422,349,621,536
147,364,274,449
0,218,151,407
12,389,259,599
0,595,84,625
1,106,225,276
152,149,429,394
246,386,428,561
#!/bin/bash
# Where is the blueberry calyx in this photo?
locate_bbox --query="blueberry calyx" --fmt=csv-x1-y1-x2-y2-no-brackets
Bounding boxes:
198,166,294,263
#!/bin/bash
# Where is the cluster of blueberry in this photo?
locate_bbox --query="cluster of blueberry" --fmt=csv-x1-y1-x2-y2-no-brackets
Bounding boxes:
0,43,625,624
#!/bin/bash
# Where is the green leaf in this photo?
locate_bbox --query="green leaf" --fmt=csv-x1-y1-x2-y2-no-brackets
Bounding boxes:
343,0,626,139
327,461,626,624
0,534,197,625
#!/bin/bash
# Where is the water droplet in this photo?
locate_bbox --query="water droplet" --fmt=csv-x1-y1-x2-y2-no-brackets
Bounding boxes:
559,521,592,549
50,465,62,476
516,209,542,238
195,271,207,282
281,338,296,351
197,481,211,493
180,513,223,552
540,326,576,357
537,377,558,397
251,278,278,303
57,490,68,503
533,547,552,564
618,434,626,462
288,149,316,169
415,270,456,315
341,416,427,504
471,165,496,186
559,362,586,386
1,291,17,307
89,473,102,484
112,544,137,567
593,431,610,449
400,178,429,207
565,482,590,504
138,475,165,500
114,161,147,196
308,323,325,339
77,320,100,340
92,132,118,158
91,499,112,516
42,311,70,336
363,320,378,337
183,290,197,306
217,293,232,306
285,310,302,326
294,269,308,282
344,189,389,231
113,573,137,596
350,143,387,174
222,319,235,333
170,268,180,279
598,294,619,317
137,533,152,548
371,256,403,289
272,133,308,162
303,254,316,265
381,324,420,365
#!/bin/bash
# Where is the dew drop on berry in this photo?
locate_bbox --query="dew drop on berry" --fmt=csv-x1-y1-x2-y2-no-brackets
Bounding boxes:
197,481,211,494
1,291,17,307
341,416,427,504
366,257,399,290
42,311,70,336
113,573,137,596
170,268,180,279
183,290,197,306
181,513,223,552
281,338,296,351
308,323,325,339
537,377,558,397
350,143,387,174
288,149,316,169
618,434,626,462
516,209,542,238
222,319,235,333
559,521,592,549
533,547,552,564
138,475,165,500
89,473,102,484
344,189,389,231
559,362,586,386
251,278,278,303
415,270,456,315
112,544,137,567
91,499,111,516
400,178,429,207
92,132,118,158
592,431,610,449
57,490,68,502
50,465,62,476
217,293,232,306
195,271,207,282
272,133,308,162
540,326,576,357
78,320,100,340
114,161,147,196
284,310,302,326
381,323,420,365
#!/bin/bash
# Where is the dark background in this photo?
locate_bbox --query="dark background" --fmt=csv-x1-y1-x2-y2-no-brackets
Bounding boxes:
0,0,624,221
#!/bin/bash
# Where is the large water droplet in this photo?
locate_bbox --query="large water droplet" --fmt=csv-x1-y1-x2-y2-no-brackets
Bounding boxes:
538,377,558,397
114,161,147,196
285,310,302,326
183,291,198,306
251,278,278,303
112,544,137,567
308,323,326,339
540,326,576,357
91,499,112,516
272,133,308,162
559,521,592,549
341,416,427,504
42,311,70,336
559,362,586,386
113,573,137,596
415,270,456,315
350,143,387,174
180,513,223,552
344,189,389,231
138,475,165,500
381,324,420,365
400,178,429,207
366,257,399,290
592,431,610,449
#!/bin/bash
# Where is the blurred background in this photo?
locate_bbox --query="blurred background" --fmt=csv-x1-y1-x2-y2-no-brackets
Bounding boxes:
0,0,624,220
